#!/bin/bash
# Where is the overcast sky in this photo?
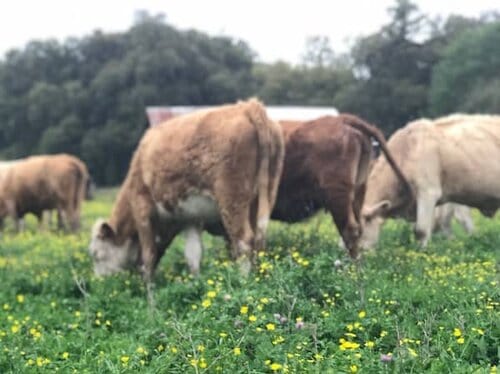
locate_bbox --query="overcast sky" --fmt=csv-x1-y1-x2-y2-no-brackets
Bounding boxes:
1,0,498,63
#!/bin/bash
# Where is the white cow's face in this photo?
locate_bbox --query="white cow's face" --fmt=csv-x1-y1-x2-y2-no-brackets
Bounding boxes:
359,215,384,250
359,200,391,250
89,219,139,276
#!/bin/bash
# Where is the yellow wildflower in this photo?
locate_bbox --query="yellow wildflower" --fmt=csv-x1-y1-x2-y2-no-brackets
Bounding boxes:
339,339,360,350
207,291,217,298
457,337,465,344
62,352,69,360
16,294,24,303
201,299,211,308
136,346,147,355
249,315,257,322
453,328,462,337
358,310,366,318
473,328,484,335
273,335,285,345
233,347,241,356
266,323,276,331
240,306,248,314
199,359,207,368
270,362,282,371
408,348,418,357
350,365,358,373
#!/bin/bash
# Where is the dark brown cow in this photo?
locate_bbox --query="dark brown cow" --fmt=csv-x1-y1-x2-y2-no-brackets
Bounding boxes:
271,114,409,258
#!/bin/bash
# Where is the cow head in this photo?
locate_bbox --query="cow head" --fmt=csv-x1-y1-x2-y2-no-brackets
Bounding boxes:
88,219,139,276
359,200,391,249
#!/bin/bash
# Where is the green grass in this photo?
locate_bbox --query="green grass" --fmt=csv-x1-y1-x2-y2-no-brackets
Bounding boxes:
0,190,498,373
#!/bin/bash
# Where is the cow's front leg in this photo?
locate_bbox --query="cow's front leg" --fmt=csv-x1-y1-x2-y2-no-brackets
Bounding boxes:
5,200,20,232
415,192,439,246
326,186,362,259
133,195,159,306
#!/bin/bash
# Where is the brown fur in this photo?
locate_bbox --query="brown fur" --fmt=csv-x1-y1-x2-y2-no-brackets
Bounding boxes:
90,99,284,281
0,154,89,231
272,114,405,258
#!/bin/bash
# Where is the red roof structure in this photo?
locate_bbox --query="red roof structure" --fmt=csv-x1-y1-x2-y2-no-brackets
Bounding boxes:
146,105,338,126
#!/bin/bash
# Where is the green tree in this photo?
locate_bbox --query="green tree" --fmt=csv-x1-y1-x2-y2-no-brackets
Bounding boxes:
335,0,436,133
0,13,257,184
429,21,500,115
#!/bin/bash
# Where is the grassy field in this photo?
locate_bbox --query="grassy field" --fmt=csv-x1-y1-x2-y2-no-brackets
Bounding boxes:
0,190,498,373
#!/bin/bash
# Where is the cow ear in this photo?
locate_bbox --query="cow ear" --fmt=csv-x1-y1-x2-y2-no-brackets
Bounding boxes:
98,222,115,240
364,200,391,219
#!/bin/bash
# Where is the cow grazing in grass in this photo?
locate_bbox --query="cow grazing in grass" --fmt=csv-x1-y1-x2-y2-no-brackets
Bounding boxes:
360,114,499,249
270,114,411,258
88,99,284,283
0,154,89,231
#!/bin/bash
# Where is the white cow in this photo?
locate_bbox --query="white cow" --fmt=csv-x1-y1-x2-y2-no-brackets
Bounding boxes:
360,114,499,248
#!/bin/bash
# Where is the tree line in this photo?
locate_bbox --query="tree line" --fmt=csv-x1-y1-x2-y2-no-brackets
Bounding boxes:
0,1,499,185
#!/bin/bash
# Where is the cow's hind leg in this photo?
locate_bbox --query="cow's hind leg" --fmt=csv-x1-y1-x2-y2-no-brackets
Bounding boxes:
326,185,362,259
455,206,474,234
215,189,256,276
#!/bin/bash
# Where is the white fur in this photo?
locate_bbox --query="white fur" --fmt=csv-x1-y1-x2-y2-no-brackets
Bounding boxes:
257,217,269,232
156,194,219,222
184,227,203,274
155,203,170,218
89,219,139,276
359,216,384,250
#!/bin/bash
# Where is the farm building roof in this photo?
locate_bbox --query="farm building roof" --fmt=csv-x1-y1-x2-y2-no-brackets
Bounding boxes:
146,105,338,126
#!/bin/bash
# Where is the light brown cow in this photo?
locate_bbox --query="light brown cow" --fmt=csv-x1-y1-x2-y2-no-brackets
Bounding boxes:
360,114,500,248
88,99,284,283
184,114,409,264
0,154,89,231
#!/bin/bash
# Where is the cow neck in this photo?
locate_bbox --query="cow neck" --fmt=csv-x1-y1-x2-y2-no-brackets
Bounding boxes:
108,187,136,245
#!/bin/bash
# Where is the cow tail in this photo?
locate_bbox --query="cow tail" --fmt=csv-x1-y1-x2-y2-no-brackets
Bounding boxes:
244,98,283,245
72,164,84,211
340,114,415,201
